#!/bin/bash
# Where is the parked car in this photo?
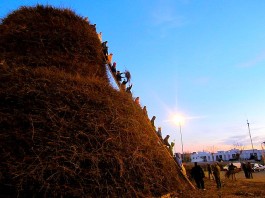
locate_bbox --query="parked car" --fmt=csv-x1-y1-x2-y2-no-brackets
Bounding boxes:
252,163,265,172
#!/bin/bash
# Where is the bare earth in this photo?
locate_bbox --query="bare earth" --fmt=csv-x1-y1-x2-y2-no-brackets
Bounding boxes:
183,170,265,198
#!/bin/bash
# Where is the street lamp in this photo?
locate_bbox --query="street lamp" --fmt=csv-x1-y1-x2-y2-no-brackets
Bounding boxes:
173,115,184,161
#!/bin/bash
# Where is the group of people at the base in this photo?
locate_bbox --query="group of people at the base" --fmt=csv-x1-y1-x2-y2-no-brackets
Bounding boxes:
241,162,253,179
190,162,222,190
190,161,256,191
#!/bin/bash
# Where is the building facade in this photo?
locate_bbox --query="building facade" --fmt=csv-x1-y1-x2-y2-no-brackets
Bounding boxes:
190,148,263,163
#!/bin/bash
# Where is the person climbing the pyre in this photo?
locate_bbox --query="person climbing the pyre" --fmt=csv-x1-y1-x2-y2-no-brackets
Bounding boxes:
111,62,117,75
163,135,170,147
102,41,108,57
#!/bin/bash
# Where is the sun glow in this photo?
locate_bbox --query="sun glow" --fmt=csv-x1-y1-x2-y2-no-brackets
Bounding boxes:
172,114,185,125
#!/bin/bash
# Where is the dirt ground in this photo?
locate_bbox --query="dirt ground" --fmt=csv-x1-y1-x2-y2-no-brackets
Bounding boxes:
182,170,265,198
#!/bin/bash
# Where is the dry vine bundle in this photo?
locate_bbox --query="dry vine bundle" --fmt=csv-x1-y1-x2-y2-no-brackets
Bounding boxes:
0,5,191,197
0,5,106,80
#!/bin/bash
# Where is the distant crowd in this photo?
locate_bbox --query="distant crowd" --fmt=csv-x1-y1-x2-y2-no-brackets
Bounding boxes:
187,160,257,191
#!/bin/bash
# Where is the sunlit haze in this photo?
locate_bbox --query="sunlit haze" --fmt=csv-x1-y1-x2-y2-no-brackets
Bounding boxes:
172,114,185,125
1,0,265,153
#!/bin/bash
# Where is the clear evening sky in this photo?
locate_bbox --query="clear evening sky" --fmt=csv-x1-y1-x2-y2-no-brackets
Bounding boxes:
1,0,265,153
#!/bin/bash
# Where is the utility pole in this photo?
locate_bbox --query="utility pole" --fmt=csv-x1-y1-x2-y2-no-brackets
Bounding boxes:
247,120,255,158
179,123,184,162
261,142,265,164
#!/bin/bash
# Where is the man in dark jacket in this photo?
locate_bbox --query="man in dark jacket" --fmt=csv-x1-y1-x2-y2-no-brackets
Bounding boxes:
241,162,248,178
191,162,205,190
246,162,253,179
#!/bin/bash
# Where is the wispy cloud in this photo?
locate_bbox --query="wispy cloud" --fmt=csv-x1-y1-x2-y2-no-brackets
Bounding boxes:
219,134,265,148
151,10,185,28
193,76,211,85
218,135,249,149
237,51,265,68
150,0,187,29
177,0,191,4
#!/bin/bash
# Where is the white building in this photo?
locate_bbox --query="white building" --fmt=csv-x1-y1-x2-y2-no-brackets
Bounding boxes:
190,148,263,163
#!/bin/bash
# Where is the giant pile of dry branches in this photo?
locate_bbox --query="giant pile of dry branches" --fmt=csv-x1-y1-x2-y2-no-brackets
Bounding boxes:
0,5,190,197
0,5,106,80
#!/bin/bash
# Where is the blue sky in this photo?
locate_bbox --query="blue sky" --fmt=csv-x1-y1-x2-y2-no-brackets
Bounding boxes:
1,0,265,153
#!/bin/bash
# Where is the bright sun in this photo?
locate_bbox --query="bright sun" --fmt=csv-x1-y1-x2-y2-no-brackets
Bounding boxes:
172,114,185,125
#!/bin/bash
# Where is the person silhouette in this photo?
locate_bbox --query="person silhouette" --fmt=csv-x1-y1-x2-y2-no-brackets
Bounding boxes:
163,135,170,147
102,41,108,56
126,84,133,94
135,97,140,106
191,162,205,190
150,116,156,128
